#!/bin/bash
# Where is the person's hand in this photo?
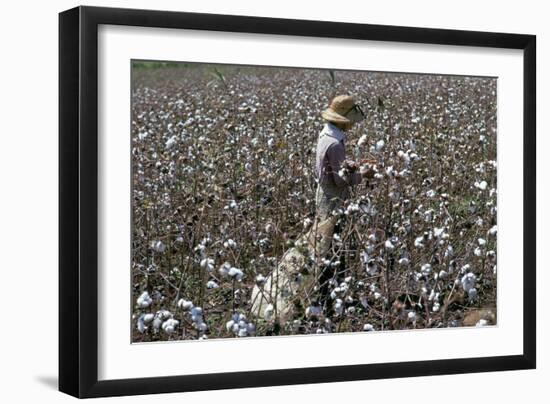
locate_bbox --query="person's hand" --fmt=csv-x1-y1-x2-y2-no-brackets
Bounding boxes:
342,159,360,172
360,163,377,179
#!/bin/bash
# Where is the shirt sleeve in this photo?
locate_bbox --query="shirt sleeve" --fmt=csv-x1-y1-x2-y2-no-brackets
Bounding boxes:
326,142,362,188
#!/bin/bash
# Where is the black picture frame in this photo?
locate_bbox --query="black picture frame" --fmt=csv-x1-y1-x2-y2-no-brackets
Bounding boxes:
59,5,536,398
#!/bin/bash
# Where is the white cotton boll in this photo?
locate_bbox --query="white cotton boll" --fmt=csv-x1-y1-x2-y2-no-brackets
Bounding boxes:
385,239,395,250
461,272,476,292
143,313,155,324
478,238,487,246
177,299,194,310
264,304,274,320
228,267,244,281
244,162,252,171
267,138,274,148
165,135,177,150
474,247,482,257
476,319,488,327
488,225,497,236
200,258,215,271
357,134,368,147
475,180,488,190
191,306,203,317
468,288,478,301
137,291,152,308
408,311,417,322
426,189,436,198
152,240,166,253
255,274,267,285
334,299,344,315
375,139,385,151
374,292,382,300
223,239,237,249
152,317,163,331
398,257,410,266
363,323,374,332
414,236,425,248
434,227,445,238
156,310,173,320
421,263,432,276
225,320,235,332
432,302,440,312
137,315,147,333
219,262,231,276
460,264,471,274
438,270,448,279
428,289,436,301
161,318,179,334
206,280,219,289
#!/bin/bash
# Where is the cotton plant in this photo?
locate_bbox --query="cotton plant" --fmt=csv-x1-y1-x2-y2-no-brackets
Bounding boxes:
226,313,256,337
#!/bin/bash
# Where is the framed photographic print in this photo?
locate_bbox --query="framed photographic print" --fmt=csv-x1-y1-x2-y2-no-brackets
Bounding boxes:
59,5,536,398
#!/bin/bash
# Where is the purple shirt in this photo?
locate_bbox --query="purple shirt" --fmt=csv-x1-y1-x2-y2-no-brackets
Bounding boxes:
315,123,361,195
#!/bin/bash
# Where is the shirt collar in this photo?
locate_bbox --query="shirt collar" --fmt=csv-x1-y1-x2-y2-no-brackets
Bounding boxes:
324,122,346,143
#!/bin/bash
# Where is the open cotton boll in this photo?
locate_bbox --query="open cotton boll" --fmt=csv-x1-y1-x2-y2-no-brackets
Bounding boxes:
488,225,497,236
468,288,478,301
226,319,238,333
190,307,203,323
161,318,179,334
357,134,368,147
228,267,244,281
363,323,374,332
206,280,219,289
165,135,177,150
223,239,237,249
461,272,477,293
475,180,488,190
420,263,432,276
334,299,344,315
398,257,410,266
375,139,385,151
408,311,417,323
136,291,152,308
255,274,267,285
177,298,194,311
414,236,425,248
200,258,215,271
151,240,166,253
218,262,231,277
264,304,274,321
137,315,147,333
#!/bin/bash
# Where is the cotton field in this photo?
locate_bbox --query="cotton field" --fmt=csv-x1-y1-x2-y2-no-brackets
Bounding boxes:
131,62,497,342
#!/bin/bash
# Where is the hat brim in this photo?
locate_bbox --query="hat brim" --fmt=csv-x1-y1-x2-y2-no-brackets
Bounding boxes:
321,108,351,125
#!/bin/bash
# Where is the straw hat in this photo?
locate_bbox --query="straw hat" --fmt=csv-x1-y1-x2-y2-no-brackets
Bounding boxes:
321,95,364,125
